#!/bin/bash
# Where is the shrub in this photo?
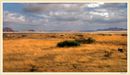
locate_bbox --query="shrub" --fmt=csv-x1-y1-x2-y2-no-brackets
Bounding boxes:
104,51,113,58
118,48,123,52
57,40,80,47
75,37,95,44
29,65,37,72
76,34,83,37
21,34,26,37
121,34,127,36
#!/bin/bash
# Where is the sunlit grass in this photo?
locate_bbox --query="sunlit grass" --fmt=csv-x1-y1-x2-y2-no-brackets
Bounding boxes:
3,32,127,72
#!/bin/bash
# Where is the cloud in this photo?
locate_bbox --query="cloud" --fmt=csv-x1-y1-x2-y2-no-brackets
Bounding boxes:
83,2,104,8
4,11,26,24
23,3,84,13
4,11,49,25
3,3,127,32
89,11,109,17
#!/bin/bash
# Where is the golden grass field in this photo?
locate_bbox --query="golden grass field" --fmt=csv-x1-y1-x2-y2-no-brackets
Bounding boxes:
3,31,127,72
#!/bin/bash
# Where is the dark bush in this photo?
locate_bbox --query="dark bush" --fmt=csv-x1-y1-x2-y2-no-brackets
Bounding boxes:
50,35,56,38
75,37,95,44
118,48,123,52
57,40,80,47
60,34,64,36
76,34,83,37
104,51,113,58
21,34,26,37
29,65,37,72
121,34,127,36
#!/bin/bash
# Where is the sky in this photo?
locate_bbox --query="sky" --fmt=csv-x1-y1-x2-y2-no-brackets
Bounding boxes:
3,3,127,32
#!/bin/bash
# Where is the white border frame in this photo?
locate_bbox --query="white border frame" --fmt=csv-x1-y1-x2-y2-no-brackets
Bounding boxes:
1,1,129,75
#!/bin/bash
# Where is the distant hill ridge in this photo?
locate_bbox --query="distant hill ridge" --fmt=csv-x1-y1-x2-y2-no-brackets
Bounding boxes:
3,27,15,32
3,27,127,32
96,27,127,31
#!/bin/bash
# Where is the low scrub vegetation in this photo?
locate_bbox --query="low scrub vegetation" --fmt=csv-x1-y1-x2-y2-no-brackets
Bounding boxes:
57,40,80,47
57,37,95,47
75,37,95,44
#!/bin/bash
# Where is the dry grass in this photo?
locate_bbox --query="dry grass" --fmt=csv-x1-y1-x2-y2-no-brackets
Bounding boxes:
3,32,127,72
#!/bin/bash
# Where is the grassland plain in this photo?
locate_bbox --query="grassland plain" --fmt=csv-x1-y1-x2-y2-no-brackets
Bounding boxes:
3,31,127,72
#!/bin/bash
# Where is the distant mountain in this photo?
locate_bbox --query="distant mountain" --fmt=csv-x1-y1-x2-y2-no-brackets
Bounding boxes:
3,27,127,32
96,27,127,31
3,27,15,32
28,29,35,32
80,30,96,32
47,30,95,32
